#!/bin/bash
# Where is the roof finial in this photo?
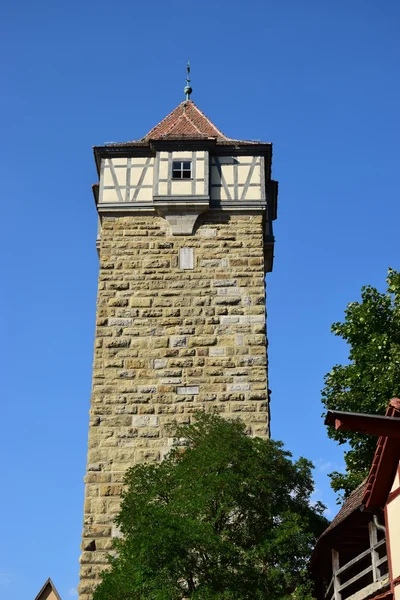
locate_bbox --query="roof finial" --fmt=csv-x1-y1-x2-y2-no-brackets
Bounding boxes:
184,60,192,100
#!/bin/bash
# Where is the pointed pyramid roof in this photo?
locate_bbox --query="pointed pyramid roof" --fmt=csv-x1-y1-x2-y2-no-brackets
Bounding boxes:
100,100,266,149
143,100,229,141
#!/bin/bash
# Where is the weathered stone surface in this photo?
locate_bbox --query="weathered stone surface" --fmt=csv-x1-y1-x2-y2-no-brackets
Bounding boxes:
170,335,187,348
79,212,270,598
176,386,199,395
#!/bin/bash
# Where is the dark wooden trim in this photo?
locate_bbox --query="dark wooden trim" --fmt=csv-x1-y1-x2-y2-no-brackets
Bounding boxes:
369,590,392,600
92,183,99,205
150,139,217,152
365,438,400,509
325,410,400,439
387,486,400,503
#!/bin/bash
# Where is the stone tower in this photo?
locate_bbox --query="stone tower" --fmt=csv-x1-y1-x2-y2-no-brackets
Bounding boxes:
78,98,278,599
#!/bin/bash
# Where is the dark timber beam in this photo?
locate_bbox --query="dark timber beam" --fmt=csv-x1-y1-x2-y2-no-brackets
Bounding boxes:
325,410,400,439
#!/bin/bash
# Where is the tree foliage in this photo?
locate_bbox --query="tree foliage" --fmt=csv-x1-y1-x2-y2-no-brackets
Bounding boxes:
94,412,327,600
322,268,400,499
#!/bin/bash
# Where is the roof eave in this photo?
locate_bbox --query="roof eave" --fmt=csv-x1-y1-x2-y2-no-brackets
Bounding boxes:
325,409,400,439
324,399,400,511
149,138,217,151
93,143,153,176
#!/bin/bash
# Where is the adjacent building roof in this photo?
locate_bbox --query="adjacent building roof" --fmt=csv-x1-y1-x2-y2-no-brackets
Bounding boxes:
324,399,400,511
313,398,400,554
33,578,62,600
318,480,367,541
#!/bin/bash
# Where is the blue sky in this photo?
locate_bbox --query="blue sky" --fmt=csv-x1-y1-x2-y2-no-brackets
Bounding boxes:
1,1,399,598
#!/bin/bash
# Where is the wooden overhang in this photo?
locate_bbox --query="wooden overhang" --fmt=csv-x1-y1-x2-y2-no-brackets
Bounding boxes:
325,410,400,440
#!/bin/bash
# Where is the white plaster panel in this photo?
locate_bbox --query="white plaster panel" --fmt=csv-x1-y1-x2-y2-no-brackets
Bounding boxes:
252,164,261,185
244,186,262,200
171,180,192,195
138,157,154,169
115,169,126,186
103,168,114,187
237,165,248,185
387,493,400,578
195,181,205,195
197,151,205,159
136,187,153,201
130,168,142,186
111,158,127,166
159,161,169,179
102,188,119,203
196,160,205,179
158,181,168,195
142,167,154,187
223,165,234,185
159,152,169,160
172,151,192,159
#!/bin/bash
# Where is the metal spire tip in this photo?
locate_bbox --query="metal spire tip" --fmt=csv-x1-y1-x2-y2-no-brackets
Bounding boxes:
184,59,192,100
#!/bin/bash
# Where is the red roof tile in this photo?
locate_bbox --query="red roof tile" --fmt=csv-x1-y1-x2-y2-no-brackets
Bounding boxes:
101,100,269,148
320,480,366,539
310,481,367,564
143,100,229,141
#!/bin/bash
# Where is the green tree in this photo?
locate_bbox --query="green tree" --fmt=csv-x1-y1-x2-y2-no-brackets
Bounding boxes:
94,412,327,600
322,268,400,499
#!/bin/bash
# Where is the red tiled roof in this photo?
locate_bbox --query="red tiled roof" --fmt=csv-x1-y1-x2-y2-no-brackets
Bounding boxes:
143,100,229,141
102,100,266,148
319,480,366,540
310,481,367,567
96,99,273,152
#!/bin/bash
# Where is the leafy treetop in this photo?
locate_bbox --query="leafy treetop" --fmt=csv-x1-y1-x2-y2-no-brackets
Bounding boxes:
322,268,400,499
94,412,328,600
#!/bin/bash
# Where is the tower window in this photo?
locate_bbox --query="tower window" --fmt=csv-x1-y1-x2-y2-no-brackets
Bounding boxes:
172,161,191,179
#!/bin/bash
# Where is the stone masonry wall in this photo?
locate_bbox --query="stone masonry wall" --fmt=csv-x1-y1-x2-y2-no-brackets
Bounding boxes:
78,211,270,599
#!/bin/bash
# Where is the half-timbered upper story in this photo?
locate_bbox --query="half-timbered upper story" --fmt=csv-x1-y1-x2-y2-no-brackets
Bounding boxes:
92,99,278,270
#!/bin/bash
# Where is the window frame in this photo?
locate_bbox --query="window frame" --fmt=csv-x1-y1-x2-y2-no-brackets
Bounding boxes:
172,160,192,180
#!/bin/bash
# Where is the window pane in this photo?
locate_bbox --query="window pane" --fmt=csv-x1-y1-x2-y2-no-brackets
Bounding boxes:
172,160,191,179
